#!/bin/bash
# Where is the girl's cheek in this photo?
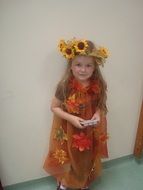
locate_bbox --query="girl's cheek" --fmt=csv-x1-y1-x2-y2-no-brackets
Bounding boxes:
74,67,80,72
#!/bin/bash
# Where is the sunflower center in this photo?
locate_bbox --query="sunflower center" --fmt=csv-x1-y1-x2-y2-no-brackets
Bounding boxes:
78,42,85,50
66,48,72,55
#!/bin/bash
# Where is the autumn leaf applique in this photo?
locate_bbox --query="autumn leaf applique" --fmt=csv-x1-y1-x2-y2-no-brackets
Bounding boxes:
72,132,92,151
52,149,69,164
54,126,68,144
65,93,80,114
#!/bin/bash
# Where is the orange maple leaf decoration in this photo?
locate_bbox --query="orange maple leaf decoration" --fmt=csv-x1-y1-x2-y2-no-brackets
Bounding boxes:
88,82,101,94
69,78,87,93
65,78,101,114
65,94,80,114
72,132,92,151
99,133,109,143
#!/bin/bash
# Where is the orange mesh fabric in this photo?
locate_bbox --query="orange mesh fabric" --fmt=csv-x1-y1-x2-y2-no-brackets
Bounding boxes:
43,79,108,189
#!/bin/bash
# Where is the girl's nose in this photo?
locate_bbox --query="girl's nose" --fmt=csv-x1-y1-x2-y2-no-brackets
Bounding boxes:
80,66,86,72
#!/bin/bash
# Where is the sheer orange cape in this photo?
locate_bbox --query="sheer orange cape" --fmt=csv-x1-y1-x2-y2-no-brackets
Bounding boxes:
43,78,108,189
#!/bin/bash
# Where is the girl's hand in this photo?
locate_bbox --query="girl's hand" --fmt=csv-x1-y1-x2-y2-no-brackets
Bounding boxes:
91,109,100,122
68,115,85,129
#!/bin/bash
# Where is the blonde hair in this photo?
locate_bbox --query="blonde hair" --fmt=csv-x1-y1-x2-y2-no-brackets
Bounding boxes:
55,55,108,113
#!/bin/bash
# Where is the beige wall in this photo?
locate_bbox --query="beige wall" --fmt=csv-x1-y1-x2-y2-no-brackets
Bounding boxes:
0,0,143,186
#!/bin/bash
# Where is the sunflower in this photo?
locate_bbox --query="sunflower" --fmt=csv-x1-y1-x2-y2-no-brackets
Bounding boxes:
58,40,66,52
97,47,109,58
62,46,75,59
58,38,109,65
74,40,89,53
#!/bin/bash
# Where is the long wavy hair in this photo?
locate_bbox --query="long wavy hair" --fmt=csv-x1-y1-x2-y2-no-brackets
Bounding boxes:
55,41,108,113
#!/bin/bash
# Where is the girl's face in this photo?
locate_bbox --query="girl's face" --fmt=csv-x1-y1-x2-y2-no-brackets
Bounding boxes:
71,56,95,83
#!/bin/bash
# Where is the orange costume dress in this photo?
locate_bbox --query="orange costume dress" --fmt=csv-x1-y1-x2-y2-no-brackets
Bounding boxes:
43,77,108,189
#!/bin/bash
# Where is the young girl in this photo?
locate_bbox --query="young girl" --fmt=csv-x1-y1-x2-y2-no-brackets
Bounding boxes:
43,38,109,190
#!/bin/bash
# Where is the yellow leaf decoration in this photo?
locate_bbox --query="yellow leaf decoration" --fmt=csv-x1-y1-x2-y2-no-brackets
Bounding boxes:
54,126,68,144
53,149,69,164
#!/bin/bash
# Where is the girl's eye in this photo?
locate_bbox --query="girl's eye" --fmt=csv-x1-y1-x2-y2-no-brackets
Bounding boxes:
86,64,92,67
76,63,81,67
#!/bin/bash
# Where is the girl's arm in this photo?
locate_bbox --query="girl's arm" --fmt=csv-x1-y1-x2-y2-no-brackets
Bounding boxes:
91,108,101,121
51,97,85,129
